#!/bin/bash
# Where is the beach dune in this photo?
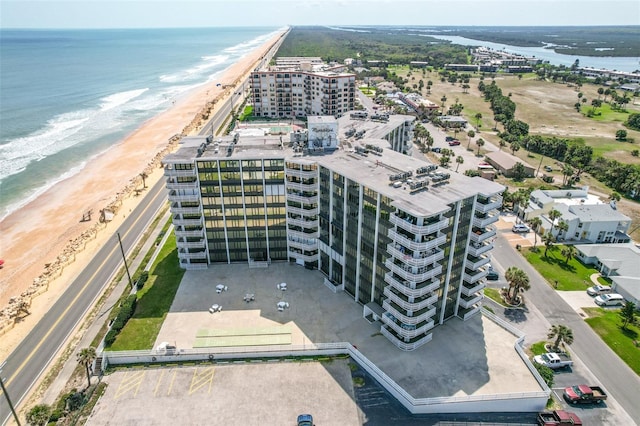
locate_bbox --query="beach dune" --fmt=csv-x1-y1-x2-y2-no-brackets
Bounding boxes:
0,30,286,360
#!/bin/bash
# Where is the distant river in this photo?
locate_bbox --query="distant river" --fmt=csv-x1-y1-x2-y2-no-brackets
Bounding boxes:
429,35,640,72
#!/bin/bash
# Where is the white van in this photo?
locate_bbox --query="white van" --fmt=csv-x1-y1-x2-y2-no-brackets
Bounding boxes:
594,293,625,307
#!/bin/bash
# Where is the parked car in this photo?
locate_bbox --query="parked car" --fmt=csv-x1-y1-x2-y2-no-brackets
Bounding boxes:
594,293,625,306
448,140,461,146
586,284,612,296
537,410,582,426
445,136,455,141
512,224,530,233
533,352,573,370
486,270,499,281
432,147,442,153
563,385,607,404
297,414,314,426
544,165,553,172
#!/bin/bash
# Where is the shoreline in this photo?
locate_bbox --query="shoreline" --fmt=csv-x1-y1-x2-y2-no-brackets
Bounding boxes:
0,29,286,360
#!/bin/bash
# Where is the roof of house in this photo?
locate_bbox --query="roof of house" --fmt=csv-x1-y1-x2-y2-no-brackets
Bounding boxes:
568,204,630,223
576,243,640,300
485,151,534,171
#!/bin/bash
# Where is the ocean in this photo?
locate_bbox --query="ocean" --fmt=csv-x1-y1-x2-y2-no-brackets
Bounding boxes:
0,27,281,220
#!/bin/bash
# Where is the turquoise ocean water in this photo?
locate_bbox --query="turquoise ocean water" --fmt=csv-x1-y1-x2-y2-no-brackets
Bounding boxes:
0,27,280,220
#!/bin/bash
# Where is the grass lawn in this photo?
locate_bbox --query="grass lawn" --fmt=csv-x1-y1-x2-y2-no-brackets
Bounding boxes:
530,341,548,356
580,103,630,123
522,246,597,291
584,307,640,375
484,288,508,306
109,233,185,351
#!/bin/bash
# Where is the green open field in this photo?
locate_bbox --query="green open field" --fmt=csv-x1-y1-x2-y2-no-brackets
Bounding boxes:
521,246,596,291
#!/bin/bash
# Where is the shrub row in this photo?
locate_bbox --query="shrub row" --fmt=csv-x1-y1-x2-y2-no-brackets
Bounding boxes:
104,294,137,347
134,270,149,290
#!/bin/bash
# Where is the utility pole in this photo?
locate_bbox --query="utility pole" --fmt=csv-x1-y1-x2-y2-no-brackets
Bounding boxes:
116,232,133,289
0,362,21,426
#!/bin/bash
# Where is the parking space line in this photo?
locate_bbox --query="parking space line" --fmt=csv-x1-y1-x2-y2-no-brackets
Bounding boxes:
167,369,177,396
153,370,166,397
188,367,215,395
114,371,146,400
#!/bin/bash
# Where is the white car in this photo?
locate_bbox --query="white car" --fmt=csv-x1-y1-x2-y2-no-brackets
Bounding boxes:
594,293,625,307
512,224,530,233
587,284,612,296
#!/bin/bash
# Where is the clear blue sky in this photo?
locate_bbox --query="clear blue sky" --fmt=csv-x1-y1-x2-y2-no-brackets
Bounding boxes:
1,0,639,28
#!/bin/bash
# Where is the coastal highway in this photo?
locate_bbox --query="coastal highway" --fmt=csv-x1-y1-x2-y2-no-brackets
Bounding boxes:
491,231,640,422
0,179,167,425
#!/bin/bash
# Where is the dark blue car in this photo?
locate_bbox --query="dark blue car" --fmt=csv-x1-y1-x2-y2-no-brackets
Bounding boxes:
297,414,314,426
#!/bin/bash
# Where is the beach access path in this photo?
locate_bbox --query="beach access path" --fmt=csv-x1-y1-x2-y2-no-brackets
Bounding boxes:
0,29,287,364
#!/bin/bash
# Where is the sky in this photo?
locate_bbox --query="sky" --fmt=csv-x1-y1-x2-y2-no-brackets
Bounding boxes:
1,0,639,29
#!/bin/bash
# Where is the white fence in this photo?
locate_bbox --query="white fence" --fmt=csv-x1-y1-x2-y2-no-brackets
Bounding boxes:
102,310,550,414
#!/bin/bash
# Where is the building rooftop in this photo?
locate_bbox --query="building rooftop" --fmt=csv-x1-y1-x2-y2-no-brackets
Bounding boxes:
569,204,630,223
486,151,535,170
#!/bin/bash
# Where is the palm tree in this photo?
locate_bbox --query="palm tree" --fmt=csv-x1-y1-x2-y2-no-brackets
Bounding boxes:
476,138,485,156
562,164,574,186
474,112,483,130
556,220,569,240
440,95,447,113
561,245,577,265
548,208,562,232
140,171,149,188
499,139,507,151
543,232,555,257
547,324,574,352
619,301,637,330
77,347,97,388
467,130,475,149
529,217,542,248
455,156,464,172
505,266,530,303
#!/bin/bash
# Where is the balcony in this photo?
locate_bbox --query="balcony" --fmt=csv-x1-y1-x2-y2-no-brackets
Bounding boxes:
461,281,486,297
469,226,496,244
381,314,434,340
177,250,207,260
285,180,318,191
390,214,448,236
380,324,433,351
284,167,318,179
164,167,196,178
171,206,202,215
467,241,494,257
286,193,318,205
459,292,484,309
384,273,441,298
466,254,491,270
382,300,437,325
174,229,204,238
177,240,205,249
473,213,499,228
460,305,482,320
385,259,443,283
463,268,489,284
386,244,444,268
168,192,200,203
287,217,319,229
383,286,438,312
173,217,202,227
287,205,319,216
475,196,502,213
288,228,319,239
166,181,198,191
388,229,447,252
288,251,318,262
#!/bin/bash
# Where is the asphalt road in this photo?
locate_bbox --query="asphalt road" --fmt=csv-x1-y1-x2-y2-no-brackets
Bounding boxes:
0,180,167,425
491,228,640,422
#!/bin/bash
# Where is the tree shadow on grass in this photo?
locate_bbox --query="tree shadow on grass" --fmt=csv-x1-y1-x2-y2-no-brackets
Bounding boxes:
542,253,576,273
620,326,638,340
133,248,185,319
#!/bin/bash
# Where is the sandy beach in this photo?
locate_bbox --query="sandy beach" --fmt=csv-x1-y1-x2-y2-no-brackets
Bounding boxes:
0,30,286,360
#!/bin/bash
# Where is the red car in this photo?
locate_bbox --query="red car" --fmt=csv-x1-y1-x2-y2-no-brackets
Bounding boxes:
448,140,461,146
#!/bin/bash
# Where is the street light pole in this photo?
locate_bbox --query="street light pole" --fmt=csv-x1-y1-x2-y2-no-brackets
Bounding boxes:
116,232,134,289
0,362,21,426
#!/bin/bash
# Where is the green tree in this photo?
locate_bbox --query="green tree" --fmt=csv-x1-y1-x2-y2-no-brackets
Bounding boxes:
529,217,542,248
547,324,574,352
505,119,530,139
561,245,577,265
440,95,447,113
467,130,475,149
499,139,507,151
512,162,527,181
77,347,97,388
562,164,574,186
474,112,482,129
625,113,640,131
26,404,51,426
597,87,604,99
505,266,530,303
609,192,621,202
556,220,569,240
543,232,555,257
619,301,637,330
534,363,555,388
440,155,451,168
616,129,628,141
139,171,149,188
455,155,464,172
548,208,562,232
511,140,521,155
476,138,485,156
564,144,593,178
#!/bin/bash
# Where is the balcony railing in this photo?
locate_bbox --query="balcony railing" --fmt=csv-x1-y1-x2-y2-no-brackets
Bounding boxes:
177,251,207,260
473,213,499,229
284,168,318,179
173,217,203,227
475,196,502,213
386,244,444,268
467,241,494,257
461,281,486,297
459,293,484,309
288,238,317,251
381,314,435,340
286,193,318,205
171,206,202,215
168,193,200,203
164,168,196,177
461,305,482,320
383,287,438,312
388,230,447,252
287,206,319,217
380,325,432,351
288,251,318,262
466,254,491,271
463,268,489,284
469,227,497,244
174,229,204,238
385,260,443,283
384,273,441,298
287,217,319,228
166,181,198,191
177,240,205,249
390,214,448,236
382,300,437,325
